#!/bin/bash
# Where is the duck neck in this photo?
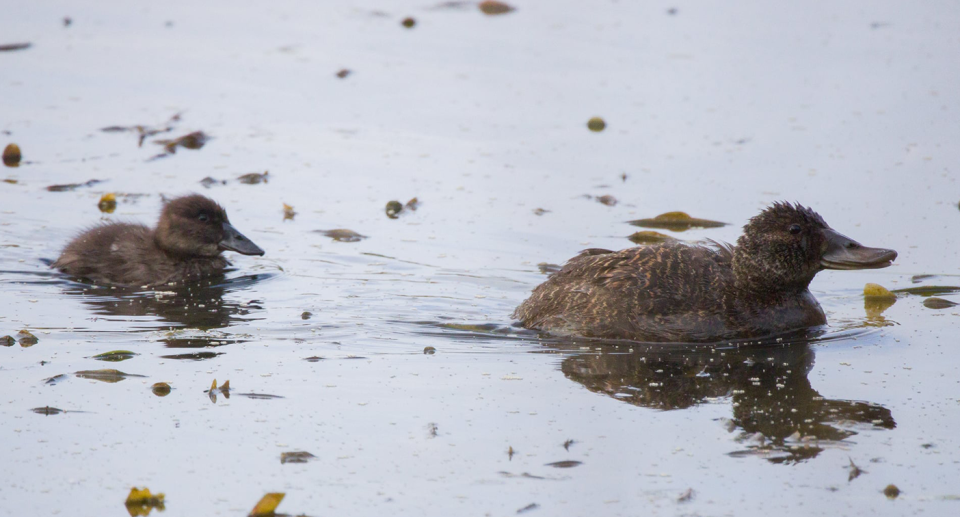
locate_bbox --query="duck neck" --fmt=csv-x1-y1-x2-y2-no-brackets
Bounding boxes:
731,248,815,296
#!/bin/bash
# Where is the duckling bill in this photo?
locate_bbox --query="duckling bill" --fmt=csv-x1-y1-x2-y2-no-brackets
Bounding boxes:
514,202,897,343
53,194,264,287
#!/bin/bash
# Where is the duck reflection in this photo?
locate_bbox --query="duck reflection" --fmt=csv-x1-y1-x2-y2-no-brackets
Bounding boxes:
557,334,895,463
60,273,268,355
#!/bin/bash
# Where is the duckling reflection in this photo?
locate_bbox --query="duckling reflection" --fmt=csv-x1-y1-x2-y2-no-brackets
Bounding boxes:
558,337,895,463
60,274,266,353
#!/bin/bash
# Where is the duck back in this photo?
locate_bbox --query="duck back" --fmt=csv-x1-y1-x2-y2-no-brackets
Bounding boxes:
53,223,228,286
513,244,824,343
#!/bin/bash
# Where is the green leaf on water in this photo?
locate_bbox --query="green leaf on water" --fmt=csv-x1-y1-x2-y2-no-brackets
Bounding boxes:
91,350,138,362
627,211,728,232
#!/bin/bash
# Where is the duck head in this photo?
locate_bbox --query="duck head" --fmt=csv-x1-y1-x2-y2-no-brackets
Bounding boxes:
155,195,265,258
732,202,896,292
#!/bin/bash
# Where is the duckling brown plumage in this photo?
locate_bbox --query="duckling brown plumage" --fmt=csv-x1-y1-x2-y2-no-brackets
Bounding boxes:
53,194,264,287
514,203,897,343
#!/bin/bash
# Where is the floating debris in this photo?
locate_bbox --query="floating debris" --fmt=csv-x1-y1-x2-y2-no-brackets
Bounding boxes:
386,200,403,219
31,406,64,415
596,195,617,206
102,113,181,147
63,17,72,27
429,1,473,10
237,171,269,184
848,458,866,482
0,43,31,52
0,335,15,347
150,130,209,160
316,229,366,242
303,356,325,362
545,460,582,468
98,193,117,213
479,1,515,15
628,211,727,231
386,198,419,219
911,274,937,283
17,330,38,347
206,379,231,402
301,311,312,320
516,503,539,514
401,17,416,28
508,446,516,460
923,297,957,309
249,493,285,517
159,351,223,361
46,179,104,192
125,487,165,514
336,69,351,78
282,203,296,221
280,451,316,464
91,350,137,362
892,285,960,297
199,176,226,188
43,374,68,385
151,382,172,397
537,262,561,275
2,143,21,167
587,117,606,132
237,392,285,400
562,439,575,451
677,488,695,503
864,283,896,299
532,208,550,216
75,369,145,383
423,346,436,355
883,484,900,499
627,231,676,245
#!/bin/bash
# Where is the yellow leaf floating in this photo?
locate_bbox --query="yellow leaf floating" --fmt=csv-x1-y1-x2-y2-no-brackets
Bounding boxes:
249,492,285,516
627,211,728,232
125,487,165,516
479,1,515,15
863,283,895,298
151,382,171,397
864,283,896,320
586,117,606,132
98,193,117,213
2,143,21,167
282,203,296,220
627,231,676,245
17,329,38,346
75,369,145,383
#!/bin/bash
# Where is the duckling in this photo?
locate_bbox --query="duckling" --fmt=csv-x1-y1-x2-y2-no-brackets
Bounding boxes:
53,194,264,287
514,202,897,343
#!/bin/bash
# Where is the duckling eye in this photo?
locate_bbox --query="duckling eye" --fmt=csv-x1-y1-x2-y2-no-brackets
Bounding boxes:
788,224,802,235
198,213,210,222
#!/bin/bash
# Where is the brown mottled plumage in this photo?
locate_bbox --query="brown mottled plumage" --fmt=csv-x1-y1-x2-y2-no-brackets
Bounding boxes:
514,203,897,343
53,195,264,287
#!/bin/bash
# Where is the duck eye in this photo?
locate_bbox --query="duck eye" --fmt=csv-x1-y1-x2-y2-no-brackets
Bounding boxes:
198,213,209,222
788,224,802,235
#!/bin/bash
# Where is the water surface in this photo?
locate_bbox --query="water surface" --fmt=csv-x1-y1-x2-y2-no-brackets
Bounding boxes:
2,1,960,515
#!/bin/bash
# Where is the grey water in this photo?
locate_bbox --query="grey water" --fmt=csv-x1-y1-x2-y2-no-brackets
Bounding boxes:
2,1,959,516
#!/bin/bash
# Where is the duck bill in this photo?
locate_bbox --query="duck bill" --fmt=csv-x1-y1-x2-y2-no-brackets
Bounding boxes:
820,228,896,270
219,222,265,256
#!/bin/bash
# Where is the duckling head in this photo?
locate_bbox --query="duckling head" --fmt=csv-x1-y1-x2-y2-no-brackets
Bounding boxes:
732,202,896,292
155,195,265,258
